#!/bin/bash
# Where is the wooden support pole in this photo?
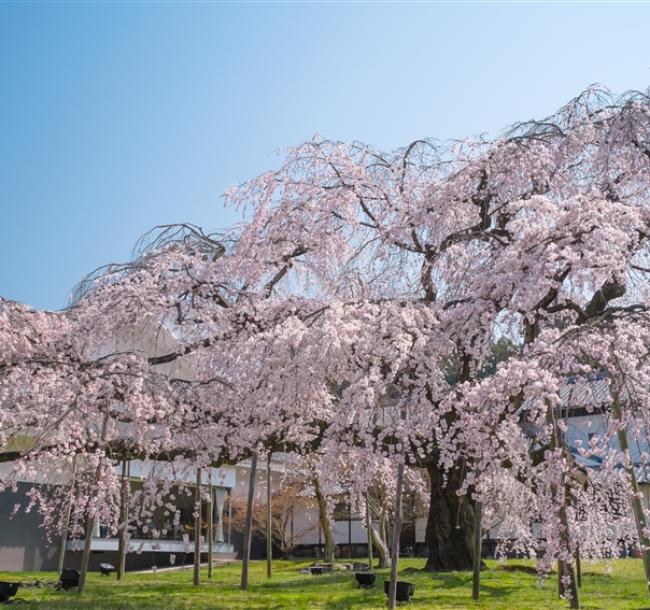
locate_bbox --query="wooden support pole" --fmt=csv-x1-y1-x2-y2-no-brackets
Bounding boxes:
546,402,580,610
79,415,109,595
240,452,258,590
387,460,404,610
193,467,202,587
117,459,130,580
57,454,77,576
227,489,232,546
472,501,483,601
366,494,374,571
612,392,650,595
78,514,96,594
207,471,213,579
266,452,273,579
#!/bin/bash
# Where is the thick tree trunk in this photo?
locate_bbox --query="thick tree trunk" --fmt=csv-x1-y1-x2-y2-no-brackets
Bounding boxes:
424,462,476,572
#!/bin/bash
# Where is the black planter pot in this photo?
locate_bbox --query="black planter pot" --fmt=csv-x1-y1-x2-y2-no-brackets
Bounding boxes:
0,582,20,603
355,572,376,588
58,568,80,591
383,580,415,602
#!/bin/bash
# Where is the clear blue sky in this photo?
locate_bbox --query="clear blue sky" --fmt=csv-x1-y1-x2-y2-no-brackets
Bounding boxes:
2,2,649,310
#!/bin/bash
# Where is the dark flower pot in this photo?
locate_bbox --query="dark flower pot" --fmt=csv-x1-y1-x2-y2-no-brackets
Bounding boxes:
355,572,376,587
384,580,415,602
58,568,80,591
0,582,20,603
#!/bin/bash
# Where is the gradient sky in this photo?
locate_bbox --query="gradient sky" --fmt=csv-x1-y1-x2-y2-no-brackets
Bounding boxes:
2,2,650,310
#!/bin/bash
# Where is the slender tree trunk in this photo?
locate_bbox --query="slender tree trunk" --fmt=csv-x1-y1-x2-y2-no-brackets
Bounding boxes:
365,494,374,570
266,452,273,579
575,545,582,588
370,509,391,568
314,478,335,564
612,392,650,595
57,454,77,576
207,472,213,579
472,501,483,601
388,461,405,610
424,462,476,571
117,460,130,580
241,453,258,590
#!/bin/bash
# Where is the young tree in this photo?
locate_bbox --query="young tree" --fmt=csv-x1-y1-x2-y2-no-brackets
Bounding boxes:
227,478,320,559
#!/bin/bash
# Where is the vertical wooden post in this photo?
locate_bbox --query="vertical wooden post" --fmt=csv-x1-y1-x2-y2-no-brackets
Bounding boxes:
117,459,130,580
78,513,96,594
193,467,202,587
266,452,273,579
472,501,483,601
314,479,335,563
227,489,232,546
612,391,650,595
365,494,374,571
241,452,258,590
348,497,353,559
545,401,580,610
79,415,109,594
207,470,213,579
387,461,405,610
57,454,77,576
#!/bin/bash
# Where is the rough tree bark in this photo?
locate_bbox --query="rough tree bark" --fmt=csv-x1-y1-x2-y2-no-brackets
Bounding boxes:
424,462,476,572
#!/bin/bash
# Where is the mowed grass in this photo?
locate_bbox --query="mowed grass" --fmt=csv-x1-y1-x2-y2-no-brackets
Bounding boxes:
1,558,648,610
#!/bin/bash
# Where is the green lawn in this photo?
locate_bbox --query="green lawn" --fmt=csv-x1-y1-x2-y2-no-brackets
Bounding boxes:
1,558,648,610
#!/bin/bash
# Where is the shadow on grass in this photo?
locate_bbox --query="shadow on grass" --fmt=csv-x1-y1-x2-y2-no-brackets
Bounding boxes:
495,564,540,575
